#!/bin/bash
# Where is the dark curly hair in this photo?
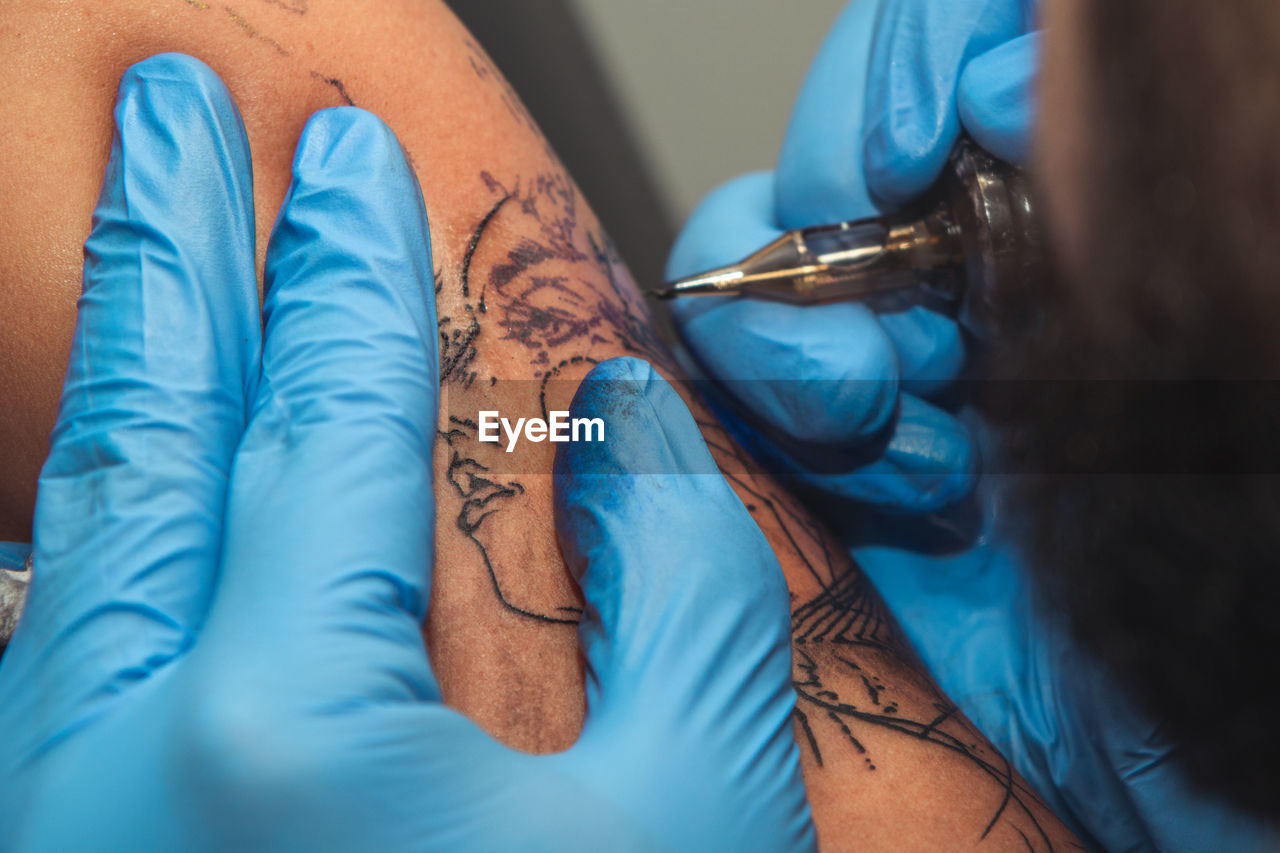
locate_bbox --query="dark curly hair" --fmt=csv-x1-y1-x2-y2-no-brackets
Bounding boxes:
987,0,1280,819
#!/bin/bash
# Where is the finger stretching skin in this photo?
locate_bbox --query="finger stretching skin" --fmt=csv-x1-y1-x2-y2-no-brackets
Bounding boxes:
5,55,259,752
552,357,814,852
205,107,440,707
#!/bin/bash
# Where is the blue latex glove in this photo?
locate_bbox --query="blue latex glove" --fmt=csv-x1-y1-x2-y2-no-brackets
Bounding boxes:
670,2,1280,850
0,54,814,852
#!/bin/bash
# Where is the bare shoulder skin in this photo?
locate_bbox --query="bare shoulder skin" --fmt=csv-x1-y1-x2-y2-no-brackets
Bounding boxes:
0,2,1077,848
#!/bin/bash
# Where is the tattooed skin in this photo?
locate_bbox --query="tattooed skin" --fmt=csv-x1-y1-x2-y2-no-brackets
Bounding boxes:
432,73,1071,843
0,1,1079,848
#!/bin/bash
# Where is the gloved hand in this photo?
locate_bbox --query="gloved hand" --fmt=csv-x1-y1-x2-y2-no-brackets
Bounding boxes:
667,0,1038,513
669,2,1280,850
853,478,1280,853
0,54,814,852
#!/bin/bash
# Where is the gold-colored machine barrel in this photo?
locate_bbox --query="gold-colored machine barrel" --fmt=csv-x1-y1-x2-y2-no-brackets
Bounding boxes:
656,138,1043,342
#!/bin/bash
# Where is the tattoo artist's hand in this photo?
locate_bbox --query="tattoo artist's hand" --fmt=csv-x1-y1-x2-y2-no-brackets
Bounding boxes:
666,0,1037,513
0,54,814,852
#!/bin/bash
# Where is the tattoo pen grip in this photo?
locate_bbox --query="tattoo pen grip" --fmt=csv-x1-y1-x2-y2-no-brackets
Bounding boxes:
657,138,1044,344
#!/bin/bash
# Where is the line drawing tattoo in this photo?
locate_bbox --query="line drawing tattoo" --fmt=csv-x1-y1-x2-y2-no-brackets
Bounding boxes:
309,71,355,106
435,168,663,623
703,425,1062,849
174,0,356,108
438,415,580,623
223,5,289,55
262,0,308,13
462,38,561,164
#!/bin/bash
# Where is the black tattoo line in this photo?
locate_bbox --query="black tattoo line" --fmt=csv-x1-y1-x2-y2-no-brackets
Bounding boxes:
438,422,577,625
262,0,307,12
309,71,355,106
223,5,289,55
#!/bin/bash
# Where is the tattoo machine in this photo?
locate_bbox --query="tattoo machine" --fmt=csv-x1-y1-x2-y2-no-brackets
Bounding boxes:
654,138,1042,342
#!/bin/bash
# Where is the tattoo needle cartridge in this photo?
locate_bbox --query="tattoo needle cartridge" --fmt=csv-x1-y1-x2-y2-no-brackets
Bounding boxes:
654,138,1042,341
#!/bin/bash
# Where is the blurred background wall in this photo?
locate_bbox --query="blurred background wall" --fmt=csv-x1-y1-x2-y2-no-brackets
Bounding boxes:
569,0,847,221
448,0,847,288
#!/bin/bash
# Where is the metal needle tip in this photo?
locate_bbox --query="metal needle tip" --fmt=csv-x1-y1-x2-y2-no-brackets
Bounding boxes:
653,267,748,299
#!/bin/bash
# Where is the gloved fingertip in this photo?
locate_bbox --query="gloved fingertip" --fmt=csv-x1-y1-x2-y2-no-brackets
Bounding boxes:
957,33,1039,166
553,358,725,584
82,50,258,394
787,304,900,443
862,7,959,209
677,298,899,445
106,53,254,242
882,395,978,512
774,0,883,228
119,52,232,114
554,357,718,483
878,307,967,397
265,104,434,356
112,53,253,202
863,0,1034,206
293,106,409,181
552,363,797,764
863,120,956,209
